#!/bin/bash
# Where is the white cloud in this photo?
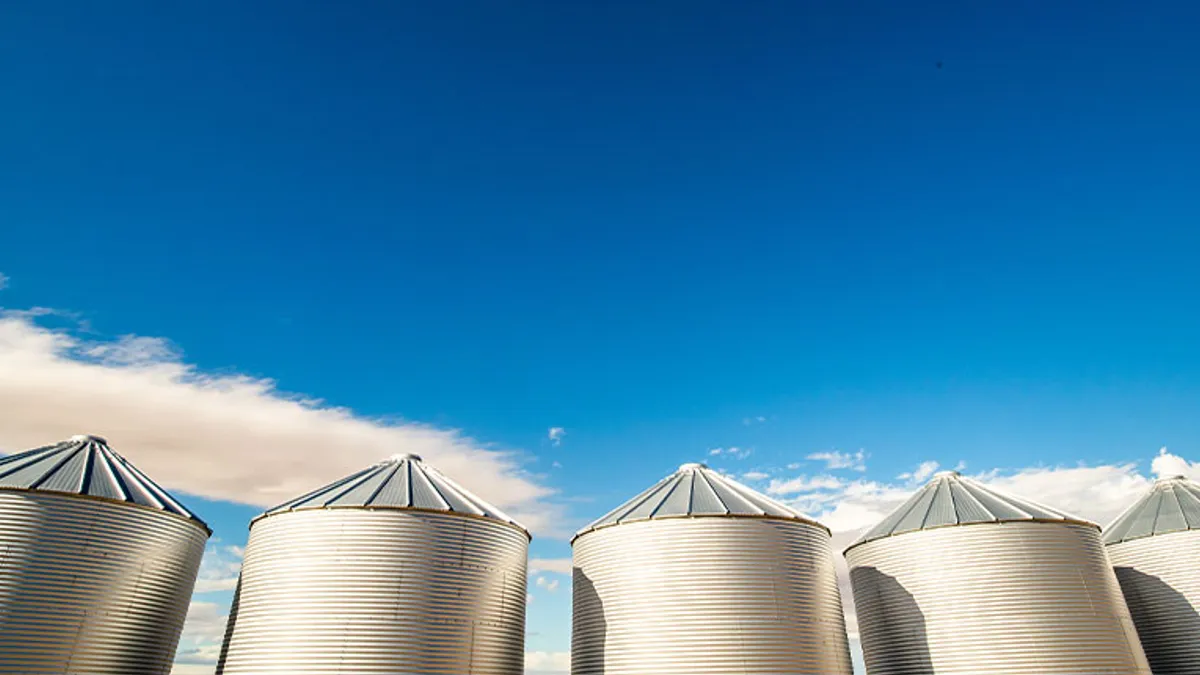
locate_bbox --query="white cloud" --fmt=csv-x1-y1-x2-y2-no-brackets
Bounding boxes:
525,651,570,673
741,470,769,481
708,446,751,459
172,600,227,669
529,558,572,575
766,474,843,496
897,460,939,483
193,541,244,593
0,273,8,291
535,576,561,593
1151,447,1200,480
0,311,563,536
741,415,768,426
807,449,867,472
548,427,565,446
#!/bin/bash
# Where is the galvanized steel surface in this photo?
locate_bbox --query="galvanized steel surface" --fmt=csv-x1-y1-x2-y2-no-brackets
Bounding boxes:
0,490,207,674
1104,476,1200,545
262,453,526,534
572,517,853,675
0,435,207,529
853,470,1085,547
1108,529,1200,674
216,508,528,674
575,462,821,540
847,522,1151,675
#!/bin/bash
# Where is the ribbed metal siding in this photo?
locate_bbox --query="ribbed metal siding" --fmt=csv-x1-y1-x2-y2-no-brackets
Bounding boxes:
216,508,528,674
846,522,1151,675
572,517,853,675
0,491,207,674
1108,531,1200,675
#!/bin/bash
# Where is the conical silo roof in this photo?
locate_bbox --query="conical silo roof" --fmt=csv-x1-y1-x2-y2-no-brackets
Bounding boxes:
848,470,1090,551
573,462,824,541
258,453,529,536
1103,475,1200,545
0,434,208,530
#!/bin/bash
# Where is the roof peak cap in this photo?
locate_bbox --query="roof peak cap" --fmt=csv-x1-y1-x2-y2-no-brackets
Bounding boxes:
678,462,707,471
69,434,108,444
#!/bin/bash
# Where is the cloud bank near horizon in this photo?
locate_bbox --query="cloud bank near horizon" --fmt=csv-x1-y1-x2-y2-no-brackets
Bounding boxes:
0,309,562,536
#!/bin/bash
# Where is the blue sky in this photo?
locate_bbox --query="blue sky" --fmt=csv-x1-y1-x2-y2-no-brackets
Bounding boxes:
2,1,1200,672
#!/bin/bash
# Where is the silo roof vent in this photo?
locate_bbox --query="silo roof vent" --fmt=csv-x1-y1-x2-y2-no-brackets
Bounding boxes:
260,453,528,535
0,435,207,530
1103,475,1200,545
849,471,1091,551
574,461,823,541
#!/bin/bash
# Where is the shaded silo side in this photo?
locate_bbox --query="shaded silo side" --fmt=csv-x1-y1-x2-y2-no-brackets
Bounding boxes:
0,434,210,675
1104,475,1200,675
571,462,853,675
845,471,1150,675
216,453,529,675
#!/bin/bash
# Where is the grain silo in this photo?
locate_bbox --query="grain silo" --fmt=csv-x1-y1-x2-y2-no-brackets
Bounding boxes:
0,434,209,674
216,453,529,675
1104,475,1200,675
846,470,1150,675
571,462,852,675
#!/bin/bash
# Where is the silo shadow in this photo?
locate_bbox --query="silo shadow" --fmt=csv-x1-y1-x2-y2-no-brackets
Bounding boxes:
1114,567,1200,674
850,566,933,675
213,575,242,674
570,568,606,675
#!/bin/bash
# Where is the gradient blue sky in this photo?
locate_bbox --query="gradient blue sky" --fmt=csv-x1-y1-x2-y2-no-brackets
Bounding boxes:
2,1,1199,672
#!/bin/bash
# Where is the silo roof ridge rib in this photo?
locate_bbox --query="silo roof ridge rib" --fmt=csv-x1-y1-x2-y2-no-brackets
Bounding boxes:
0,435,208,531
848,471,1092,551
1104,475,1200,545
257,454,528,536
573,462,826,541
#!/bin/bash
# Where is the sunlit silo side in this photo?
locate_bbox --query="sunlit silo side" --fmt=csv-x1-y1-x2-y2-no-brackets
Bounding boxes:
0,435,210,674
571,462,852,675
1104,475,1200,675
215,453,529,675
845,470,1150,675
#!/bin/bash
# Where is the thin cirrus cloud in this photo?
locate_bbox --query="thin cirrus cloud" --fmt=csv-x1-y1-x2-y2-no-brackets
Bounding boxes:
708,446,751,459
807,449,867,472
0,308,563,537
548,427,566,446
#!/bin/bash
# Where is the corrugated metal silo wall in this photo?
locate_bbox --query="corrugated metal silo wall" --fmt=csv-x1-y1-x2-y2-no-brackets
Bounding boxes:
1108,531,1200,675
0,491,207,674
571,517,853,675
216,509,528,674
846,522,1152,675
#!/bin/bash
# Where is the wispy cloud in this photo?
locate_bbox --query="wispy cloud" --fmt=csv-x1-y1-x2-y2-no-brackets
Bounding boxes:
0,273,8,291
548,427,566,446
0,308,562,536
766,474,843,496
535,576,561,593
529,558,572,575
708,446,751,459
193,541,244,593
526,651,570,674
897,460,940,483
741,415,768,426
741,470,769,481
807,449,867,472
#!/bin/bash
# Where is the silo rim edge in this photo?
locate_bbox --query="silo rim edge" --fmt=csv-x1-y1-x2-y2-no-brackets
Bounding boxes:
249,503,533,540
0,485,213,536
842,516,1100,556
570,512,832,544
